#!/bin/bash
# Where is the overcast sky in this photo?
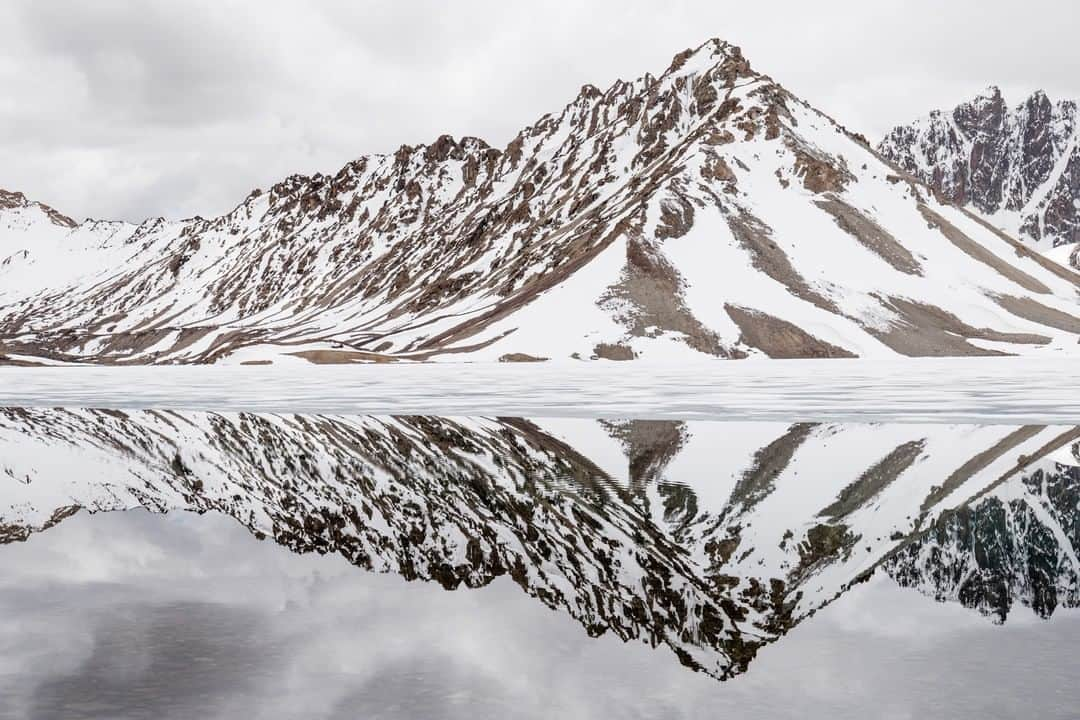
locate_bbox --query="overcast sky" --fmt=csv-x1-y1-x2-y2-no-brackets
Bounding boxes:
1,0,1077,222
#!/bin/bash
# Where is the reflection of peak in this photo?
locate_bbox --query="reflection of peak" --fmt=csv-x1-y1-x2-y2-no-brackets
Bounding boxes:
1049,440,1080,467
886,462,1080,622
0,410,1078,681
601,419,687,491
0,410,764,679
970,85,1004,107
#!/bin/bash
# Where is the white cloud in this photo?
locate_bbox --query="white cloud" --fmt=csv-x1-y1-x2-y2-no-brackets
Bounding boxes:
1,0,1076,221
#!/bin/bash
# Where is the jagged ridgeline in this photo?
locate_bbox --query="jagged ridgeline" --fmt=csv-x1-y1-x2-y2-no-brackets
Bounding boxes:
1,39,1079,364
880,88,1080,265
1,410,1077,680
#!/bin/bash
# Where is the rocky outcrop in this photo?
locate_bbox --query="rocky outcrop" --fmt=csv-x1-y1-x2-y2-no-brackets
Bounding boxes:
886,461,1080,622
879,88,1080,258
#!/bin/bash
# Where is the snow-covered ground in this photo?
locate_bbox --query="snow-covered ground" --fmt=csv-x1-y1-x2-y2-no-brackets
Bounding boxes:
1,357,1078,423
1046,241,1080,270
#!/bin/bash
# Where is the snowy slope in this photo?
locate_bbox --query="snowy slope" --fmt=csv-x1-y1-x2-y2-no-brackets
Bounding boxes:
0,409,1076,679
1046,241,1080,271
879,87,1080,265
2,41,1079,364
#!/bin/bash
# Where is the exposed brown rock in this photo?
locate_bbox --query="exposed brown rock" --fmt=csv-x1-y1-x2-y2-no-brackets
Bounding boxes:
959,207,1080,287
991,294,1080,334
790,147,854,194
600,235,736,357
725,305,856,359
93,328,175,358
655,194,696,240
592,342,636,360
0,354,44,367
869,297,1050,357
815,197,923,275
498,353,548,362
0,188,77,227
700,150,738,189
290,350,398,364
166,327,216,356
918,204,1051,294
723,211,839,314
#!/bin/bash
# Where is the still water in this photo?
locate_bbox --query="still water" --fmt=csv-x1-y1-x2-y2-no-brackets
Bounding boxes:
0,409,1078,718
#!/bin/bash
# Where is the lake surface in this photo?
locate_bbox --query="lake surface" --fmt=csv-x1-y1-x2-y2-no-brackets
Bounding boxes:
2,357,1080,423
0,405,1078,718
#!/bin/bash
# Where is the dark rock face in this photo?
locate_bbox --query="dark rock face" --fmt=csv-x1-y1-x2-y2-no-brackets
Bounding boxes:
885,462,1080,622
879,88,1080,249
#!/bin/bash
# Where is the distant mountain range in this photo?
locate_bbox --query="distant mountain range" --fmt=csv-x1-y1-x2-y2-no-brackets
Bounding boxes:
1,39,1078,365
1,410,1077,679
880,88,1080,269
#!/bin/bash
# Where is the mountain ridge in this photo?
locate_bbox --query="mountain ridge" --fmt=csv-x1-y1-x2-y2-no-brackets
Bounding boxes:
879,86,1080,264
2,39,1079,365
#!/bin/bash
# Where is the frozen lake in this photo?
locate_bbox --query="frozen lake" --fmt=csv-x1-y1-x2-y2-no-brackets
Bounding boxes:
1,357,1078,423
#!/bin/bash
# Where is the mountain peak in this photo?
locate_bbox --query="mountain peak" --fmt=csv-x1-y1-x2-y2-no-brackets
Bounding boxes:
1,39,1078,365
0,188,77,228
1023,88,1053,114
879,85,1080,252
961,85,1007,121
0,187,26,209
664,37,746,77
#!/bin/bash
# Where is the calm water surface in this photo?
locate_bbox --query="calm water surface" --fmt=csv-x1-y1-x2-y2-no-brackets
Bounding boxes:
0,409,1078,718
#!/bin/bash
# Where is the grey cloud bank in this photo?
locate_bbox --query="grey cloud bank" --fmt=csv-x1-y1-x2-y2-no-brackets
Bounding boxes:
1,0,1077,221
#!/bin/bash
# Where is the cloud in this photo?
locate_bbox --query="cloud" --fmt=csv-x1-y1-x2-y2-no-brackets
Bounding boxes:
0,0,1076,221
2,509,1080,719
25,602,273,720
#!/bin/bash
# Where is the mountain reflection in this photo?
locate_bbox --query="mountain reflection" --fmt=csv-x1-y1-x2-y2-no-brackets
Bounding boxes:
0,409,1077,681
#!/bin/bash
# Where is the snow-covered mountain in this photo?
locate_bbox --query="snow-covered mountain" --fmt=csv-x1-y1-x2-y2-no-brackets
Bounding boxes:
2,40,1079,364
1,410,1076,679
879,88,1080,267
